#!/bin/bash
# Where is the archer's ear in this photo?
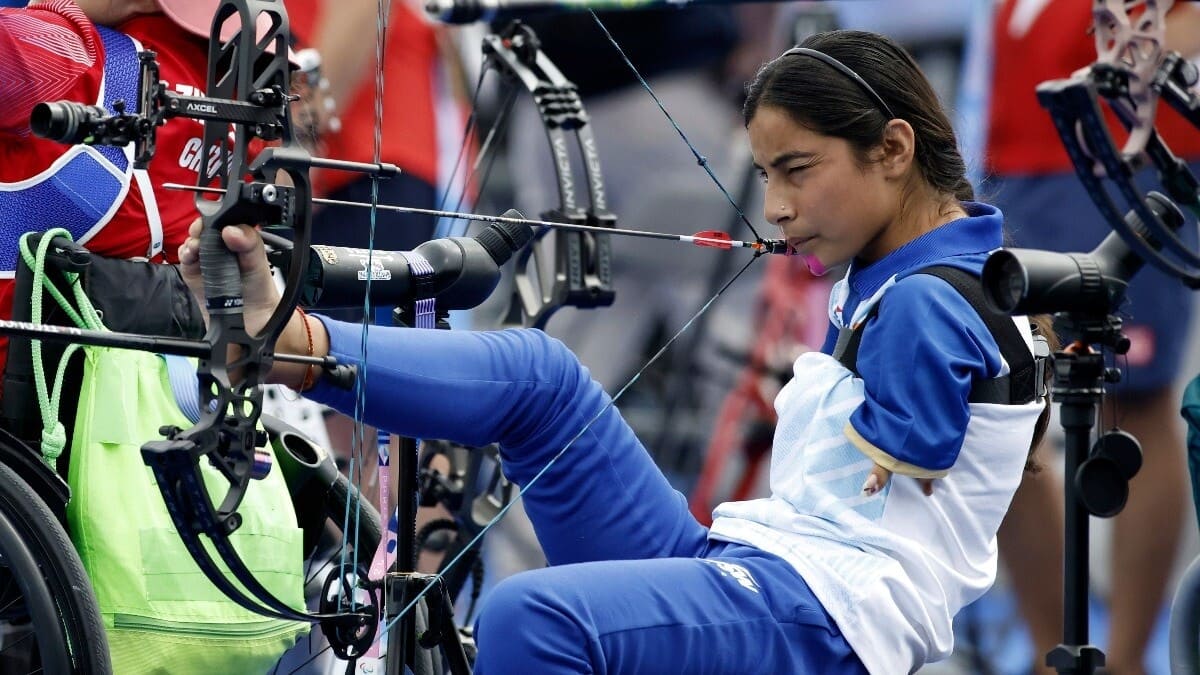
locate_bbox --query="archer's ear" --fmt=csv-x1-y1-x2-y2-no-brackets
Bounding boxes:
878,118,916,180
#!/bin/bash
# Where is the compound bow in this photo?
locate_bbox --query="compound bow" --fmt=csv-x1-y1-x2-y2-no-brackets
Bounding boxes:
1037,0,1200,285
22,0,399,659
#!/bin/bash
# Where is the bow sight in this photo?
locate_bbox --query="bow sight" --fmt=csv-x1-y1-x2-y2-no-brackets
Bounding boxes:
31,50,298,168
31,100,129,146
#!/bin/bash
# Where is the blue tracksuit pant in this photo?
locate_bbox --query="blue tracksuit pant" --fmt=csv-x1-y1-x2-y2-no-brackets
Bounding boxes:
308,321,868,674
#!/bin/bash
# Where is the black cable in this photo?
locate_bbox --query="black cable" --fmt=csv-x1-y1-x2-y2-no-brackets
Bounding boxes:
464,556,486,625
416,518,460,554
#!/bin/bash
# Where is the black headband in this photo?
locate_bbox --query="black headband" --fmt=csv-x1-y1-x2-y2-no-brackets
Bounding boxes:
782,46,896,120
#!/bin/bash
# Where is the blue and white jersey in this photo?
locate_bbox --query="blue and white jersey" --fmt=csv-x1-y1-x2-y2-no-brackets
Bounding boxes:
710,203,1045,674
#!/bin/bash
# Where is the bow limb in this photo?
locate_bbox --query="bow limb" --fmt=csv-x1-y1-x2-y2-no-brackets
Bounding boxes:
479,21,617,328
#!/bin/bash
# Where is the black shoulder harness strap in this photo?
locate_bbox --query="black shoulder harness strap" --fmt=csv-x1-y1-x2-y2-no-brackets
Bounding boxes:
832,265,1039,405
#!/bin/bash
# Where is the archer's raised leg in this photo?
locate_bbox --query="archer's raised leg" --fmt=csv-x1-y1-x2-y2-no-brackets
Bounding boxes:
306,321,709,564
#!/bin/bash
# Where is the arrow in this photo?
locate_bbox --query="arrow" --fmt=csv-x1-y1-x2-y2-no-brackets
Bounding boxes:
426,0,802,25
162,183,793,254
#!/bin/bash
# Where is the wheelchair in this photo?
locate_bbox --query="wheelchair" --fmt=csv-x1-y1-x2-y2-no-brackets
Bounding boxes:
0,232,383,674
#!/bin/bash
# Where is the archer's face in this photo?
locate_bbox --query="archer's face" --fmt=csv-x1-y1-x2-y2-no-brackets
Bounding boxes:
748,105,899,269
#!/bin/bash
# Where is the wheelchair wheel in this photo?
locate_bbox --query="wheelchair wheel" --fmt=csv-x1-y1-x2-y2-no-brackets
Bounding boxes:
0,461,110,674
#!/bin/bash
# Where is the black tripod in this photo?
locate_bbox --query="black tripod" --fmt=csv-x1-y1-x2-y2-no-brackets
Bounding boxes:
382,301,474,675
1047,314,1144,675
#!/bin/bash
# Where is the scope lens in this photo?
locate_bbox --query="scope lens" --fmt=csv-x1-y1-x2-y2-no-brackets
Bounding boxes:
29,101,108,144
30,102,71,141
981,250,1028,313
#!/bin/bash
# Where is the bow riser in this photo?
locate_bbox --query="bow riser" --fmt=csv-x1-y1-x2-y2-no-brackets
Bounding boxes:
175,0,304,508
128,0,378,634
1093,0,1170,157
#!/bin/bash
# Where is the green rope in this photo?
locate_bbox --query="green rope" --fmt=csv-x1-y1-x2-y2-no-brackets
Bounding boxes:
18,230,107,469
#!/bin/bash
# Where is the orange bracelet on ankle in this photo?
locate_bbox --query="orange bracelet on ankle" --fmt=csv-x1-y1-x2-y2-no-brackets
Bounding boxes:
296,307,317,392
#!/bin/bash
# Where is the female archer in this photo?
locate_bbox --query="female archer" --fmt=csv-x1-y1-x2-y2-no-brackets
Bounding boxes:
182,29,1054,675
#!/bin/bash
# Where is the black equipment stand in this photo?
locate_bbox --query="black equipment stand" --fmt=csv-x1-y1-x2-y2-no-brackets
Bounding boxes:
384,301,474,675
1047,315,1143,675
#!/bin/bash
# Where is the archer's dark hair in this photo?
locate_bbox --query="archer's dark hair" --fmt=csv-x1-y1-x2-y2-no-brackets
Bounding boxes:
744,30,974,203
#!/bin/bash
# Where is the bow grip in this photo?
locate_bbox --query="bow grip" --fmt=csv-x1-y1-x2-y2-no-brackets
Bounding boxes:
199,223,245,314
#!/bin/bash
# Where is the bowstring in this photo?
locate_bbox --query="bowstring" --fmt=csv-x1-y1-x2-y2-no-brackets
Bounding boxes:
586,9,764,243
340,32,522,605
438,55,523,240
447,83,520,234
435,66,488,237
339,0,393,613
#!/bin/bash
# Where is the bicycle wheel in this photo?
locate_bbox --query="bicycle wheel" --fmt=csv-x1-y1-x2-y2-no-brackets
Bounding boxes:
0,461,110,674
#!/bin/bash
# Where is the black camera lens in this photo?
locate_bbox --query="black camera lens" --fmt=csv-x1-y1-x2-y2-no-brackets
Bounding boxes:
982,192,1184,316
30,101,108,144
981,250,1027,313
983,248,1108,315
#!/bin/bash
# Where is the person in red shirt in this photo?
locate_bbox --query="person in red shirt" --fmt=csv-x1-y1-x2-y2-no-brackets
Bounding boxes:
0,0,229,380
986,3,1200,673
